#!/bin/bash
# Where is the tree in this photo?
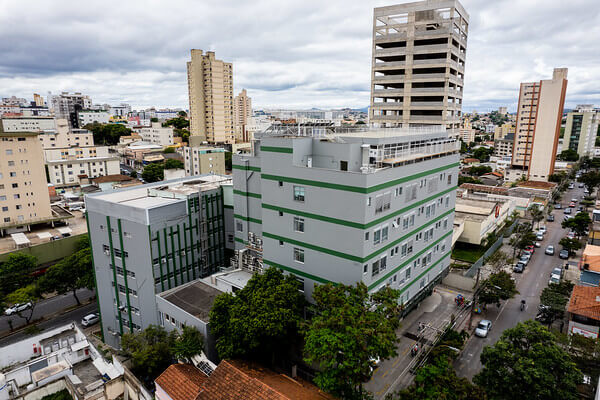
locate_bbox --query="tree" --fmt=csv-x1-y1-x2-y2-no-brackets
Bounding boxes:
163,147,175,154
0,253,37,297
559,237,582,255
474,320,582,400
509,222,535,259
130,170,138,178
538,280,574,326
6,283,42,324
225,152,232,171
150,117,159,123
391,356,486,400
529,204,544,229
84,123,132,145
548,172,567,183
304,283,401,399
558,149,579,162
477,271,518,308
164,159,184,170
579,171,600,197
177,111,187,118
458,176,482,186
473,147,493,162
562,211,591,238
39,244,94,305
468,165,492,176
142,163,164,182
173,325,204,363
486,251,510,271
162,117,189,130
209,267,305,362
121,325,177,384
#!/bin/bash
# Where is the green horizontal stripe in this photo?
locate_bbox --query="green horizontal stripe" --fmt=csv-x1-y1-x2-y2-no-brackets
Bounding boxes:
234,237,247,244
260,146,293,154
261,162,459,194
262,208,453,264
233,189,262,199
234,214,262,224
261,186,456,230
263,259,334,285
232,164,261,172
369,233,452,290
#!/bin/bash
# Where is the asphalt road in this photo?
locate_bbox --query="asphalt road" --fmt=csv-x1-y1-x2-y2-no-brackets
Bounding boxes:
0,288,95,333
454,184,584,379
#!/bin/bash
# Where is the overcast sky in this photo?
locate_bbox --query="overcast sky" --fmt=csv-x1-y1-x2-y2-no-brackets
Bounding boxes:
1,0,598,112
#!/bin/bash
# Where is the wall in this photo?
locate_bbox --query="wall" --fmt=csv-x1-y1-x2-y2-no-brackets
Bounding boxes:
14,379,67,400
0,233,86,265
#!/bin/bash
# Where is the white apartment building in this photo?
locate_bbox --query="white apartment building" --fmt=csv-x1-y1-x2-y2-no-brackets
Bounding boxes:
45,146,119,187
78,110,110,125
133,122,174,146
1,116,56,132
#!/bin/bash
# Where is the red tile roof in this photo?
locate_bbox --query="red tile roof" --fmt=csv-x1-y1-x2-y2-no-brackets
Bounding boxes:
568,286,600,321
463,158,480,163
156,364,207,400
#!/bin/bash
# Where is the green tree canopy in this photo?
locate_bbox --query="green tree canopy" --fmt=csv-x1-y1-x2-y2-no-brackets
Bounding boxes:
538,280,574,326
84,123,132,145
458,176,482,186
304,283,401,398
164,159,184,170
474,320,582,400
6,283,42,323
468,165,492,176
162,117,189,130
579,171,600,196
142,163,164,183
473,147,493,162
561,211,591,237
121,325,177,384
209,267,306,362
529,204,544,229
559,237,582,255
173,325,204,363
177,110,187,118
559,149,580,162
0,253,37,297
162,147,176,154
477,271,518,308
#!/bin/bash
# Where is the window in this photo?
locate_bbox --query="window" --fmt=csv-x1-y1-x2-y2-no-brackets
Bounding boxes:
11,183,18,188
279,240,284,246
367,197,372,206
293,186,305,202
403,216,409,230
365,231,369,241
278,181,283,187
445,196,450,207
381,226,389,242
401,243,408,257
236,221,243,232
1,207,7,211
373,229,381,245
295,276,305,293
293,248,304,263
443,218,448,229
9,172,16,177
5,149,12,155
279,211,283,216
363,264,368,274
372,259,380,277
293,217,305,233
8,161,14,166
406,267,411,279
447,174,452,185
380,256,387,272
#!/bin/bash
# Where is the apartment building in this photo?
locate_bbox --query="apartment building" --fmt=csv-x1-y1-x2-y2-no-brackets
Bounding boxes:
78,110,110,126
370,0,469,134
33,93,44,107
85,175,233,348
187,50,234,145
233,126,459,308
494,123,515,140
563,105,599,157
510,68,568,181
133,122,174,146
184,146,226,176
494,136,513,158
234,89,252,142
45,146,120,187
51,92,92,129
37,119,94,148
1,116,56,132
0,129,53,233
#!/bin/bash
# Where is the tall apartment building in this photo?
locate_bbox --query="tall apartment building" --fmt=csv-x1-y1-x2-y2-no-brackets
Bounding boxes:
494,123,515,140
184,146,226,176
563,105,599,157
39,120,95,149
234,89,252,142
1,116,56,132
0,126,53,234
51,92,92,130
370,0,469,134
233,126,458,307
45,146,120,187
187,50,234,145
511,68,568,181
33,93,44,107
85,175,233,348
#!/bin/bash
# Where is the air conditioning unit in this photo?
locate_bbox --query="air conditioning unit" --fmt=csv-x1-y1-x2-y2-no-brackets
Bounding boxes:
392,221,399,228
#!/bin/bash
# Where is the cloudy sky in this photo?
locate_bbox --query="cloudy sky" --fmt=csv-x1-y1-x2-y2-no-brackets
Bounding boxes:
1,0,598,112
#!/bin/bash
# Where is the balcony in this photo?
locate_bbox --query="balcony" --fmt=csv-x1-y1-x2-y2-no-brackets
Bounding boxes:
408,114,443,121
373,75,407,84
373,88,405,97
409,87,446,94
374,32,408,43
411,73,447,81
410,101,444,107
374,48,407,58
372,102,404,109
371,115,403,121
373,61,406,70
412,43,450,53
412,58,448,66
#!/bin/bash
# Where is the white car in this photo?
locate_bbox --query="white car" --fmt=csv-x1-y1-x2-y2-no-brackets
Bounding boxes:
81,313,100,327
549,274,561,285
4,302,32,316
475,320,492,338
538,226,547,234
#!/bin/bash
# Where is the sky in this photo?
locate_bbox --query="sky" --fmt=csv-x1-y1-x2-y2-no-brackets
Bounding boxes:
1,0,598,112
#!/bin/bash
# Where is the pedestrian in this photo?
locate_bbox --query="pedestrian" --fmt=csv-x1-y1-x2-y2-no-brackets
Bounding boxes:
560,321,564,333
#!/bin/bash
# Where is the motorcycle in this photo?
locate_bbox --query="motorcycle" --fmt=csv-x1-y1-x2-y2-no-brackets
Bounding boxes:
520,299,526,311
411,344,419,357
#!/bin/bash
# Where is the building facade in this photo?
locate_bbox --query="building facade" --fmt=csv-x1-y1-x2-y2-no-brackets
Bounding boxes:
134,122,174,147
494,123,515,140
184,146,226,176
78,110,110,126
38,119,94,149
51,92,92,130
234,89,252,142
494,136,513,158
370,0,469,134
511,68,568,181
233,126,458,308
45,146,120,187
85,175,233,348
187,50,234,145
1,116,56,132
563,105,599,157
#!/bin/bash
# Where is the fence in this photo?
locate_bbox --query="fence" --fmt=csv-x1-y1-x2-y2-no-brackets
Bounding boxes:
464,219,519,278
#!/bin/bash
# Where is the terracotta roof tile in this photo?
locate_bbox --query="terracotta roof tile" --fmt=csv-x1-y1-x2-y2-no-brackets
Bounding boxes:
156,364,207,400
568,286,600,321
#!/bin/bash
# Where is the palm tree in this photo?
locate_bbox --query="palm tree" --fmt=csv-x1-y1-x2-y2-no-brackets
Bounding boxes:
530,205,544,230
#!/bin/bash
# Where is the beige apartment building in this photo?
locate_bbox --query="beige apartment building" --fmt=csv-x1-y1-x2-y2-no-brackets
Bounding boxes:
511,68,568,181
0,130,53,233
562,105,599,157
494,123,515,140
183,146,226,176
370,0,469,133
234,89,252,142
38,119,94,148
2,116,56,132
45,146,120,187
33,93,44,107
187,50,234,145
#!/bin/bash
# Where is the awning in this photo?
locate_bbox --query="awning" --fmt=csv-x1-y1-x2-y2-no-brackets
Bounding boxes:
11,233,30,246
37,232,52,239
57,227,72,235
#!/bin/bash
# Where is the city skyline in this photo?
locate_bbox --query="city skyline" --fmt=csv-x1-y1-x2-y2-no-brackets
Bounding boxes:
1,0,598,111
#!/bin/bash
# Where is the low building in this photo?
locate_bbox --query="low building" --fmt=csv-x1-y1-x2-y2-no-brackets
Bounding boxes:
45,146,120,187
567,286,600,339
454,197,514,245
90,174,139,191
580,244,600,286
133,122,174,147
77,110,110,126
38,119,94,149
479,172,504,186
120,141,163,168
184,146,226,176
458,182,552,215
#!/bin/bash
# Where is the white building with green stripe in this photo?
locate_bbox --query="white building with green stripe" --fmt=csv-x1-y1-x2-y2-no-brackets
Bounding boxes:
85,175,234,348
233,127,459,309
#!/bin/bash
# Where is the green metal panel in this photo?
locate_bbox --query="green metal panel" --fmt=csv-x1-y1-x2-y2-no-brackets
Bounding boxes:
117,219,133,331
105,216,123,336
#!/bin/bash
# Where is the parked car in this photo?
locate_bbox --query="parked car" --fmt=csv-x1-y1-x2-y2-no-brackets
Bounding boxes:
567,231,576,239
525,245,535,253
519,255,530,266
579,183,585,188
475,320,492,338
554,203,562,209
559,249,569,259
552,267,563,277
545,245,555,255
549,274,561,285
584,188,590,195
547,214,555,222
539,226,547,234
513,263,525,273
4,302,32,316
569,202,576,208
564,208,572,214
571,198,578,203
534,242,541,248
536,233,544,241
81,313,100,327
568,183,575,189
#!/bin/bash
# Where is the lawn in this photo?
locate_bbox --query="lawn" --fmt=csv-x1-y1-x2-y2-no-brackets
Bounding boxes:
451,243,487,263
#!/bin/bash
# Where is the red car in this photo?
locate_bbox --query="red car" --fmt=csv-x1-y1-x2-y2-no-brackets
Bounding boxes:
525,245,535,253
569,202,576,208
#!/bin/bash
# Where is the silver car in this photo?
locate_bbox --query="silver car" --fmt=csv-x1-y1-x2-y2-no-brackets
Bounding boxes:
81,313,100,327
545,245,554,255
475,320,492,338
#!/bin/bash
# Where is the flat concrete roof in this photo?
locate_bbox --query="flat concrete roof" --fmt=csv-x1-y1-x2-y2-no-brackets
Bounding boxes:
160,280,222,321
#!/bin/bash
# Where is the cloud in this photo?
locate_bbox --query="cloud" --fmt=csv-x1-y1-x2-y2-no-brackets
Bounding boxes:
0,0,598,111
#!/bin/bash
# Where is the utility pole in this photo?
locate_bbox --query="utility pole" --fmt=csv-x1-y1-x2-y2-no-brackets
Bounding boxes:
468,267,481,330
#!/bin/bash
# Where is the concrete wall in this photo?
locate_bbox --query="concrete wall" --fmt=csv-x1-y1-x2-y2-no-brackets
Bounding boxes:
0,233,86,265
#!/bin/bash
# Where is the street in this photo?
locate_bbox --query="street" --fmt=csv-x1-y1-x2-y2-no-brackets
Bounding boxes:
0,288,95,334
454,184,585,379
